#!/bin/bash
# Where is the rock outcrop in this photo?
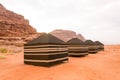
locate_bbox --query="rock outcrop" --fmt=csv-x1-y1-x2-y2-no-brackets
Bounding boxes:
77,34,86,41
0,3,36,37
50,29,86,42
0,32,44,47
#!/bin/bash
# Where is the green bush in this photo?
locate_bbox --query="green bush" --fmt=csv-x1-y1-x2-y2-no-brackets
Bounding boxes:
0,48,8,53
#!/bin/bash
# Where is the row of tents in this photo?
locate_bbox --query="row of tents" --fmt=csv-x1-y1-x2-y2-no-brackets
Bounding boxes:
24,33,104,67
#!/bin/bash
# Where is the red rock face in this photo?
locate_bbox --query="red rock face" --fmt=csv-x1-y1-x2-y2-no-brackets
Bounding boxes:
0,3,36,37
50,29,86,42
77,34,86,41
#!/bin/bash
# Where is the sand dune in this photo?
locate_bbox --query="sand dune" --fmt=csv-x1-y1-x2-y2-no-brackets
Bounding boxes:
0,45,120,80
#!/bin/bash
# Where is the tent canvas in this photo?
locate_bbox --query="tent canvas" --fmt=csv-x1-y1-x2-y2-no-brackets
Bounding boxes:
24,33,68,66
66,38,88,56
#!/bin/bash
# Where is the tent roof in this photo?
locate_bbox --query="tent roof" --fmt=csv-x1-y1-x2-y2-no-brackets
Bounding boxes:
24,33,65,46
94,41,104,45
66,38,84,45
85,40,95,45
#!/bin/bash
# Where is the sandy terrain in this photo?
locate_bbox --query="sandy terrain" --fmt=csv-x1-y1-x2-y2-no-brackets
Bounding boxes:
0,45,120,80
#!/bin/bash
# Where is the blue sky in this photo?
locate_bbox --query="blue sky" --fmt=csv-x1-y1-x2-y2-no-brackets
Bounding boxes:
0,0,120,44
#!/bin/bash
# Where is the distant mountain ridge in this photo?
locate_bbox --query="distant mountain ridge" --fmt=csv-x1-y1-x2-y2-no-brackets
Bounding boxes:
0,3,36,37
50,29,86,42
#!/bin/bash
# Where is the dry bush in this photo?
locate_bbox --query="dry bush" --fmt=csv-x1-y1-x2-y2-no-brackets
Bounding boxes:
0,48,8,53
0,55,6,59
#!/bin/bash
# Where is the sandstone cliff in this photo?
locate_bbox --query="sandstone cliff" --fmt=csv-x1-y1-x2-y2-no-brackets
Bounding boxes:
50,29,86,42
0,3,36,37
77,34,86,41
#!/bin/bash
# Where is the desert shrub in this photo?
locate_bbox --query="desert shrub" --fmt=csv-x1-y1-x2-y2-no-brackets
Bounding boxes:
8,50,13,54
0,55,6,59
0,48,8,53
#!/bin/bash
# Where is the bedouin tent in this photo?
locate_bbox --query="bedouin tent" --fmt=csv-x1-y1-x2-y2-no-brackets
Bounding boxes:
66,38,88,56
24,33,68,67
85,40,98,53
94,41,104,51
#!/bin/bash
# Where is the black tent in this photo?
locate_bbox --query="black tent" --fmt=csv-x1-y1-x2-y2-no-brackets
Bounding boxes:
94,41,104,51
66,38,88,56
24,33,68,66
85,40,98,53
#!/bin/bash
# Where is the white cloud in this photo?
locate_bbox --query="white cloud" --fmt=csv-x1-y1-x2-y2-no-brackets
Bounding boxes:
0,0,120,44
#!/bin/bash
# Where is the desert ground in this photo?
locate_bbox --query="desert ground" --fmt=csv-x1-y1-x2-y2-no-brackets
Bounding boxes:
0,45,120,80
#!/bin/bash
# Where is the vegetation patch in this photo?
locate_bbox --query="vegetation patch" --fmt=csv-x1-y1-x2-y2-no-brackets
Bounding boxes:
0,55,6,59
0,48,8,53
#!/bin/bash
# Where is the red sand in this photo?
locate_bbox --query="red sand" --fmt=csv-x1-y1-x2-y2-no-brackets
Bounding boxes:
0,45,120,80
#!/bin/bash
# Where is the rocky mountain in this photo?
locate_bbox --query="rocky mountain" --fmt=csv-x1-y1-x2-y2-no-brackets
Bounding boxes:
0,3,36,37
50,29,86,42
77,34,86,41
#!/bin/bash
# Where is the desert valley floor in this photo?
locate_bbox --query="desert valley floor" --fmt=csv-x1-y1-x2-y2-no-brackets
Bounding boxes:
0,45,120,80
